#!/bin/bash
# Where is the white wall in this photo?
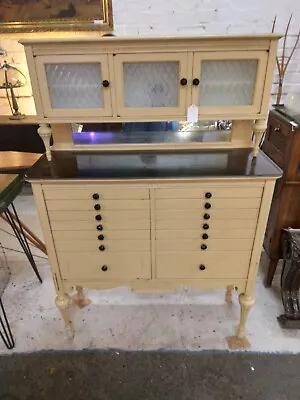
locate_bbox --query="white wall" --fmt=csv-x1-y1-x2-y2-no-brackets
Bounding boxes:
0,0,299,115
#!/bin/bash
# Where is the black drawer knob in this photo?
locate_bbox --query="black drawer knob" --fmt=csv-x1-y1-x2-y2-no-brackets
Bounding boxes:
180,78,187,86
203,213,210,220
205,192,212,199
94,204,101,211
199,265,206,271
193,78,200,86
97,224,103,231
102,80,110,88
99,245,105,251
101,265,108,271
201,244,207,250
202,233,209,240
95,214,102,221
204,203,211,209
92,193,99,200
203,223,209,230
98,234,104,241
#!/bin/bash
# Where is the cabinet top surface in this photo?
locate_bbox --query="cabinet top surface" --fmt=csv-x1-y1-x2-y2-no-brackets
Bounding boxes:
26,149,281,183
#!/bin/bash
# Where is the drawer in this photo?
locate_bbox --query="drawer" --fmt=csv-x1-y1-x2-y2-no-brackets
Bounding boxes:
156,218,257,230
48,209,149,221
55,240,150,252
43,186,149,200
58,252,151,280
156,238,253,252
155,186,263,199
156,252,250,279
46,199,149,211
51,219,150,231
53,230,150,241
155,209,259,220
155,198,261,210
156,228,255,239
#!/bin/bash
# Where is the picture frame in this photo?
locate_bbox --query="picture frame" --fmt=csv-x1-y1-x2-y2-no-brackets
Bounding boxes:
0,0,113,33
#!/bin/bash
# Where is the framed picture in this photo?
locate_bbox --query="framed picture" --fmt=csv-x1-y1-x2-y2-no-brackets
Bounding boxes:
0,0,113,32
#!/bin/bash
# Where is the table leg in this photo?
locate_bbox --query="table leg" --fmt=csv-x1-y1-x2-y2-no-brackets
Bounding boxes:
0,298,14,350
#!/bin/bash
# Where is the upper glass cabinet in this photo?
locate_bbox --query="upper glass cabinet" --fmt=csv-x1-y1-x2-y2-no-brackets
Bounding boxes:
35,55,112,118
192,51,268,115
114,53,189,118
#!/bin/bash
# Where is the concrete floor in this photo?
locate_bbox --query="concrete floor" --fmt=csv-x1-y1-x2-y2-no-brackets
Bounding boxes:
1,189,300,354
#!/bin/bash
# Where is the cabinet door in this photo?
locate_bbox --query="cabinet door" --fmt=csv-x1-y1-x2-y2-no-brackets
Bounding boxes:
35,55,112,118
192,51,268,116
114,53,189,118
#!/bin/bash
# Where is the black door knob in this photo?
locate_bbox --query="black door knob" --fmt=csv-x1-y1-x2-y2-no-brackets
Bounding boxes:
205,192,212,199
199,265,206,271
97,224,103,231
201,244,207,250
204,203,211,209
92,193,99,200
102,80,110,88
193,78,200,86
98,234,104,240
95,215,102,221
203,223,209,230
94,204,101,211
101,265,108,271
180,78,187,86
99,245,105,251
203,213,210,220
202,233,209,240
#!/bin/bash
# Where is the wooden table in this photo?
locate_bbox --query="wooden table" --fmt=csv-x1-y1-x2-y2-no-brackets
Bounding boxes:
0,152,42,172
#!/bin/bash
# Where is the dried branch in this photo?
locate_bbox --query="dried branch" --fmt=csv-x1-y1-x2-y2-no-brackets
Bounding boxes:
271,15,277,33
283,29,300,75
281,14,293,75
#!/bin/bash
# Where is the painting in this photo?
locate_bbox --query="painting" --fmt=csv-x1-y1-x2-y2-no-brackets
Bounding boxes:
0,0,113,32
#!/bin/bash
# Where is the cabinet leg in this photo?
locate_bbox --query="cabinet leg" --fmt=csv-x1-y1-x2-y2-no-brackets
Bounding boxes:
72,285,91,308
55,294,74,339
253,119,267,157
225,285,234,303
265,258,278,288
226,293,255,349
38,123,52,161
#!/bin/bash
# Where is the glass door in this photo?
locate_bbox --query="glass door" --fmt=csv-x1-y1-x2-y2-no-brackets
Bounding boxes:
35,55,112,118
192,51,268,116
114,53,189,118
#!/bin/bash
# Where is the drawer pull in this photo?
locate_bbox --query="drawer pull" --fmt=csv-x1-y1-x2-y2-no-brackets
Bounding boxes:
180,78,188,86
99,245,105,251
98,234,104,241
203,223,209,230
95,214,102,221
204,203,211,209
202,233,209,240
96,224,103,231
92,193,99,200
193,78,200,86
274,126,281,132
101,265,108,271
94,204,101,211
102,80,110,88
203,213,210,220
199,265,206,271
201,244,207,250
205,192,212,199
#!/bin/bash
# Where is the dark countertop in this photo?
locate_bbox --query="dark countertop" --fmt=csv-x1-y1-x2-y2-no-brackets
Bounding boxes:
25,149,282,182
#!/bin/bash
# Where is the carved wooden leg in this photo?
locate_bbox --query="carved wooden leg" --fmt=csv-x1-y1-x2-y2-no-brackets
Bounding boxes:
72,285,91,308
226,294,255,349
55,294,74,339
253,119,267,157
38,123,52,161
225,285,234,303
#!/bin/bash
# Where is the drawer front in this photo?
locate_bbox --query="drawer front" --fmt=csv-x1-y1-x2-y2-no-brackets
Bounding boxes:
155,198,261,210
156,218,257,230
155,186,263,199
156,252,250,279
53,230,150,240
156,228,255,239
48,209,149,221
55,240,150,252
43,187,149,200
155,209,259,220
46,199,149,211
156,238,253,252
58,252,151,280
51,219,150,231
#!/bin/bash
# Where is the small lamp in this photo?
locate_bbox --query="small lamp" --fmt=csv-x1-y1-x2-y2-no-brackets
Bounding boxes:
0,61,26,120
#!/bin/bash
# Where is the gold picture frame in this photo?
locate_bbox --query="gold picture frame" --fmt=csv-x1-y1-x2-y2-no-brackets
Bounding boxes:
0,0,113,33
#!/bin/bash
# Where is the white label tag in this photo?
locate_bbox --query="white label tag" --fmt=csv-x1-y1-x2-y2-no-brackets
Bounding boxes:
187,105,198,122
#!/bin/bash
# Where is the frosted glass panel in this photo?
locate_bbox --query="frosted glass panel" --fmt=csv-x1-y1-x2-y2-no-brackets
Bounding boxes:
45,63,103,109
199,60,258,106
123,62,179,107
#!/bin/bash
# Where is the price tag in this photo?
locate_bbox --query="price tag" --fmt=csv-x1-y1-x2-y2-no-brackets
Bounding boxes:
187,105,198,122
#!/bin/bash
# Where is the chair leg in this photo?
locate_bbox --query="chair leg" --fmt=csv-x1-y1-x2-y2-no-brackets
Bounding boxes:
265,258,278,288
0,298,15,350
